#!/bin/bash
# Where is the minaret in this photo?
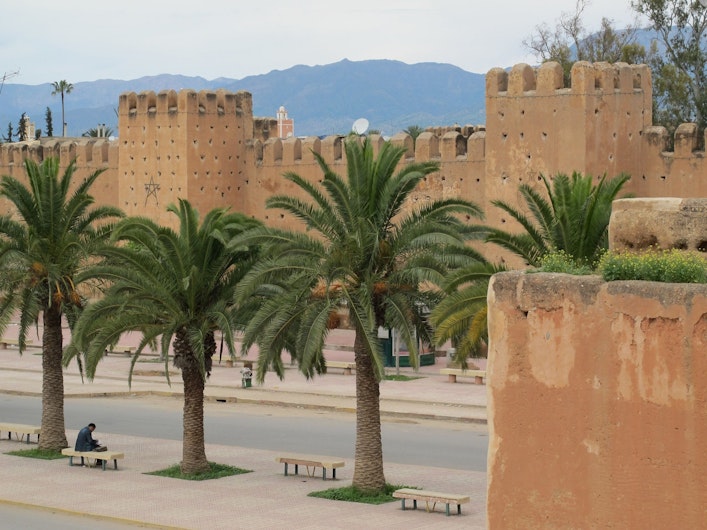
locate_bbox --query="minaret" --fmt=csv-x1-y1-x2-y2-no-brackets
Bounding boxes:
277,106,294,138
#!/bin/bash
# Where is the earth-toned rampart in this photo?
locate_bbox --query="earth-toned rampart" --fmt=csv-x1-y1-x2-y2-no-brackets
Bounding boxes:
1,61,705,254
486,198,707,528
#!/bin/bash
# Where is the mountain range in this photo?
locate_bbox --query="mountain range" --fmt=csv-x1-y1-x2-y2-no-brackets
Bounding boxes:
0,59,487,139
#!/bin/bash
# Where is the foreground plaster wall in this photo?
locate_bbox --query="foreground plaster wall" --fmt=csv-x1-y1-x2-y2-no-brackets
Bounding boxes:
486,271,707,529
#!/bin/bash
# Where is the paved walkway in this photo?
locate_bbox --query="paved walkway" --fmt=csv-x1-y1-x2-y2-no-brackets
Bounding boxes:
0,329,488,529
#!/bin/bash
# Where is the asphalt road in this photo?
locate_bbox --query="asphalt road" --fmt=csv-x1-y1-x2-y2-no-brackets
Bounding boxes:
0,394,487,471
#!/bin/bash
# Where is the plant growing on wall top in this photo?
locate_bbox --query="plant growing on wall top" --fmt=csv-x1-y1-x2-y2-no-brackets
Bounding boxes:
599,248,707,283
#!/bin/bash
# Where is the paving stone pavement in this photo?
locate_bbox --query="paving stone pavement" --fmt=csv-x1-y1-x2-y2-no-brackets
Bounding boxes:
0,329,488,529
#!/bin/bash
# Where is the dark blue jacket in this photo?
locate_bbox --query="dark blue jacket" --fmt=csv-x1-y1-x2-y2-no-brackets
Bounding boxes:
75,426,99,451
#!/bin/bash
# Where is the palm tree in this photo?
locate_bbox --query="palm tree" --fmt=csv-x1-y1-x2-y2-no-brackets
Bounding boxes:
51,80,73,137
430,261,506,367
236,138,483,493
432,171,629,369
0,158,122,450
65,200,261,473
82,125,114,138
486,171,630,267
403,125,424,148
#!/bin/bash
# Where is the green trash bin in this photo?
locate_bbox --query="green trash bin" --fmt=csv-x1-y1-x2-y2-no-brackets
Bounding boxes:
379,329,394,368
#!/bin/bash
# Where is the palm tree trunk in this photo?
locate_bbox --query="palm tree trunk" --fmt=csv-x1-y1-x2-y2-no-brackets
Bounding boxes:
175,331,209,474
352,329,386,492
61,93,66,137
39,305,68,450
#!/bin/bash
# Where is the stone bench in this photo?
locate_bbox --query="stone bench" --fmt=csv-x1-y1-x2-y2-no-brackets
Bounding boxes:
61,448,124,471
0,338,34,349
275,454,345,480
440,368,485,384
105,345,136,355
327,360,355,375
0,422,41,444
392,488,470,516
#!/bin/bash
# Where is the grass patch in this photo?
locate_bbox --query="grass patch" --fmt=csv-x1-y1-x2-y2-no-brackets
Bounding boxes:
145,461,252,480
308,483,416,505
384,374,422,381
6,448,66,460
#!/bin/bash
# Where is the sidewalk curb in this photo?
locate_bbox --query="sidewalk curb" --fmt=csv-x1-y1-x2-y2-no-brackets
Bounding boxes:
0,389,488,425
0,498,188,530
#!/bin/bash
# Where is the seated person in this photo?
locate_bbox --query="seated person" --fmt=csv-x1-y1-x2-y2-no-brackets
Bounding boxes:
75,423,107,466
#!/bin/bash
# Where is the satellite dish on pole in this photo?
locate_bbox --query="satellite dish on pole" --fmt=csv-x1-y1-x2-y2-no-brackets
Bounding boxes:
352,118,369,135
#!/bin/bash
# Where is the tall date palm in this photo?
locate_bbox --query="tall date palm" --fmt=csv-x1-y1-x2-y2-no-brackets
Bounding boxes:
0,158,122,450
236,138,483,492
51,80,73,137
65,200,260,473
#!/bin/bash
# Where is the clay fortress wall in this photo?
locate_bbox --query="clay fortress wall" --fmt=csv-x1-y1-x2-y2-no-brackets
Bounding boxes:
1,60,705,262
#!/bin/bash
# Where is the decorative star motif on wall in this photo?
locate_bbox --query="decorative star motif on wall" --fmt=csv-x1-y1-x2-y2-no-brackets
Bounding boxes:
144,176,160,206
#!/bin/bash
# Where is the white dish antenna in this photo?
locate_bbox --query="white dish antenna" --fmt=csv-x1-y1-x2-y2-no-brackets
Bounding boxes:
701,0,707,7
352,118,369,135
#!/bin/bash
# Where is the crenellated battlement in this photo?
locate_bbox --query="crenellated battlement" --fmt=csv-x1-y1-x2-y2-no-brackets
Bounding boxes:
251,129,488,167
0,63,705,239
642,122,707,157
119,89,252,118
0,138,117,168
486,61,651,97
0,137,119,212
483,61,655,221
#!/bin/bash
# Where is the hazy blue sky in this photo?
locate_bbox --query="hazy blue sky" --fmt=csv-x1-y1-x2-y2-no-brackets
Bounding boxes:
3,1,642,85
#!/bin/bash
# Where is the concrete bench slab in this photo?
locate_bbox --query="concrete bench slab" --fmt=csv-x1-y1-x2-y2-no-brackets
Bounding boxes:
326,361,355,375
0,338,35,349
0,422,41,444
61,448,124,471
105,345,136,356
393,488,470,516
276,454,345,480
439,368,486,384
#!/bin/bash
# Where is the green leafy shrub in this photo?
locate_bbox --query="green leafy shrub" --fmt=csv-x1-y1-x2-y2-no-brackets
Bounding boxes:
534,250,595,275
599,249,707,283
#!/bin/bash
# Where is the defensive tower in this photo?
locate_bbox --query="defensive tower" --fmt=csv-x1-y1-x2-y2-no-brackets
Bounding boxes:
117,89,253,226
